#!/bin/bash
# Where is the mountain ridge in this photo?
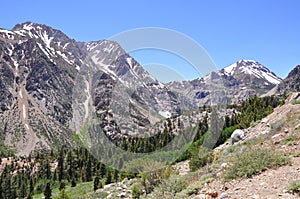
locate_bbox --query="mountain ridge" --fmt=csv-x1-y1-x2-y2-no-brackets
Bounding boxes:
0,22,294,156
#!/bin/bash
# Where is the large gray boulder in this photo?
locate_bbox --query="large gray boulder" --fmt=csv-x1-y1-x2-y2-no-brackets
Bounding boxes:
230,129,245,145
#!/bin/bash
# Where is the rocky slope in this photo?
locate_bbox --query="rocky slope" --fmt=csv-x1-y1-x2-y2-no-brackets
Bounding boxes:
277,65,300,94
0,22,180,155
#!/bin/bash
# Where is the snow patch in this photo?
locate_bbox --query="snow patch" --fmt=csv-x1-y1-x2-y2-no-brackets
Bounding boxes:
57,51,73,65
261,72,281,84
25,124,29,130
8,44,14,56
23,23,34,31
91,55,117,80
86,42,99,51
159,111,172,118
127,57,132,68
0,29,14,34
63,43,69,49
84,79,91,119
0,29,15,39
224,62,237,75
12,58,19,70
14,30,26,36
41,31,54,49
22,104,26,119
37,43,51,59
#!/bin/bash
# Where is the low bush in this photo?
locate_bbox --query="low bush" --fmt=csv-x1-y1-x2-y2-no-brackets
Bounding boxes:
292,100,300,105
270,120,284,132
281,135,298,146
189,146,213,171
287,180,300,194
223,147,290,181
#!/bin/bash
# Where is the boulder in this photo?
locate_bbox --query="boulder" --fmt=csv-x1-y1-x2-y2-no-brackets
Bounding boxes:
230,129,245,145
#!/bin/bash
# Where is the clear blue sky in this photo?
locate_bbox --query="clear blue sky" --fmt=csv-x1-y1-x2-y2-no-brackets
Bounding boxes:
1,0,300,81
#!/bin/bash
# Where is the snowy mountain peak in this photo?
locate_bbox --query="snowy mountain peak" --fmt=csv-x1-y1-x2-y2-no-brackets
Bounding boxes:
11,22,72,47
222,60,282,85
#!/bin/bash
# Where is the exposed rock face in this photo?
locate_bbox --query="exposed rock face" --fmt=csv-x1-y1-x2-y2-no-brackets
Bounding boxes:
277,65,300,94
230,129,245,145
0,22,181,154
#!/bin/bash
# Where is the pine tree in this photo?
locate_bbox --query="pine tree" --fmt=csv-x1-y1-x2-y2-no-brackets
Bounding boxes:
105,170,112,185
4,175,11,199
19,178,27,199
58,147,64,182
99,163,106,178
46,160,51,180
86,159,92,182
59,181,66,191
56,189,71,199
93,175,100,192
52,170,57,182
66,151,73,181
0,177,3,199
29,178,34,194
44,182,51,199
113,169,119,182
71,178,76,187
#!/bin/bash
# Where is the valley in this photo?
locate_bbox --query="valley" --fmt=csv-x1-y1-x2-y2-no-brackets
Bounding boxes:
0,22,299,199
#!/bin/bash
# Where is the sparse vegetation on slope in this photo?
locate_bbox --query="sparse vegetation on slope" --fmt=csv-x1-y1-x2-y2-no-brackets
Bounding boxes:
222,146,290,181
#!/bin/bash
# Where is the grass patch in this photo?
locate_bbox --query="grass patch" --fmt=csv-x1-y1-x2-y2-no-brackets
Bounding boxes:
223,147,290,181
33,181,93,199
287,180,300,194
292,100,300,105
281,135,298,146
291,151,300,157
176,173,214,198
0,141,15,157
270,120,284,132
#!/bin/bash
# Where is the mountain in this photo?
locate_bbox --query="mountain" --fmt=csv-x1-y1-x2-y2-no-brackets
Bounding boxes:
0,22,285,155
167,60,282,106
276,65,300,94
0,22,180,155
220,60,281,88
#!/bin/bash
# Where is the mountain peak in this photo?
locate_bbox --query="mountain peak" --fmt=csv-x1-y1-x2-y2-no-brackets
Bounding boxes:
13,21,53,31
286,65,300,79
11,22,72,45
222,60,281,85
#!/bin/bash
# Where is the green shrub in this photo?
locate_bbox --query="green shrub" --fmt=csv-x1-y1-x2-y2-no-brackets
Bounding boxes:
223,147,290,181
216,125,238,146
292,151,300,157
270,120,284,132
281,135,298,146
292,100,300,105
54,189,71,199
189,146,213,171
143,174,188,199
287,180,300,194
200,173,214,184
132,185,143,199
176,173,213,198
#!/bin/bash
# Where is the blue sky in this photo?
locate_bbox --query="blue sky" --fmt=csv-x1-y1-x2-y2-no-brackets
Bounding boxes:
1,0,300,81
